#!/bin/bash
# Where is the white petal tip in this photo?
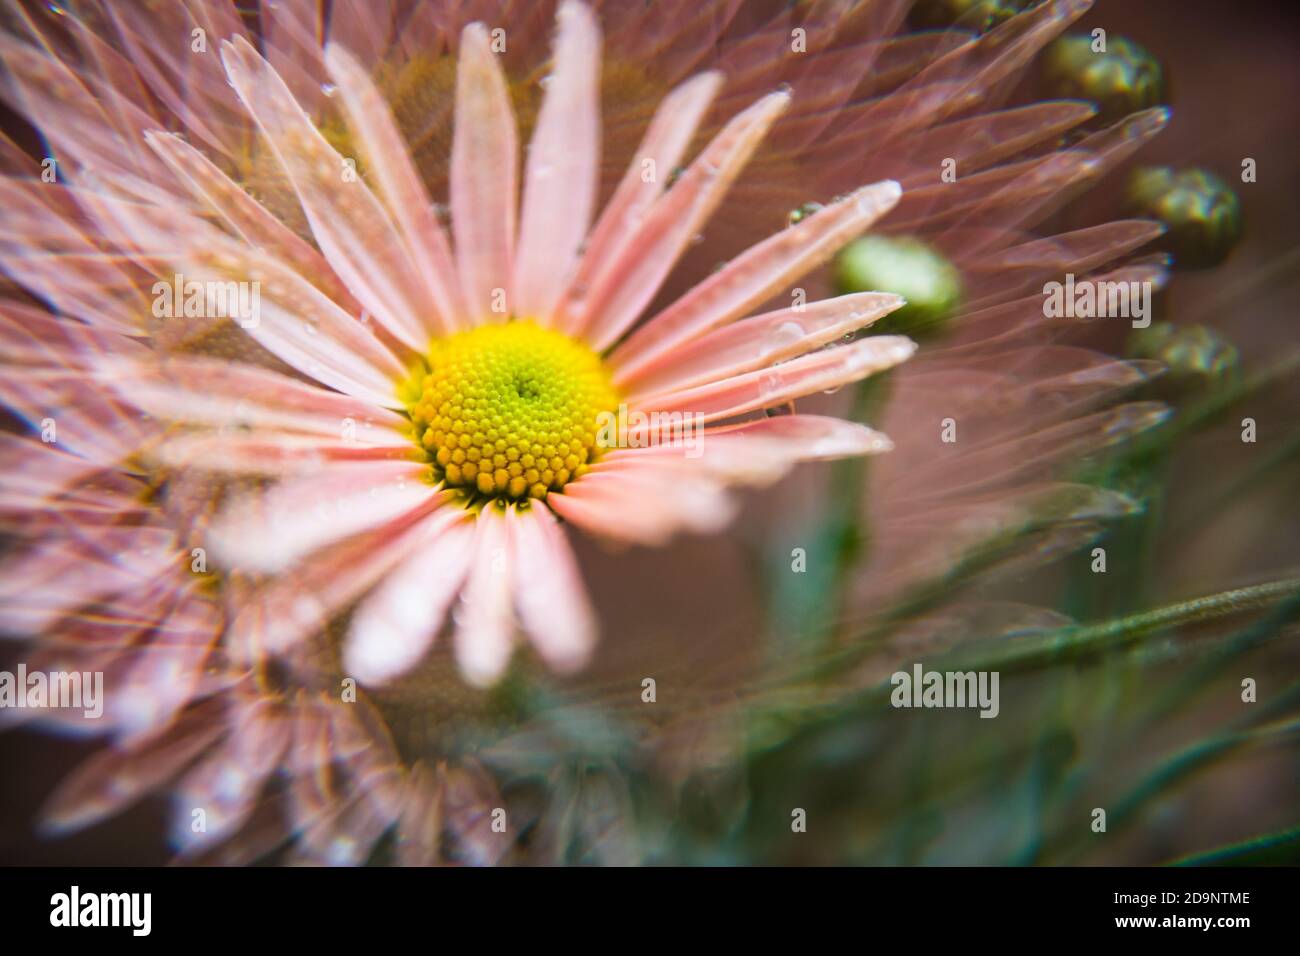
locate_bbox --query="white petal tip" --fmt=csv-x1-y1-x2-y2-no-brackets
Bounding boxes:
462,21,490,44
557,0,592,21
459,654,511,689
857,179,903,211
342,629,403,686
539,637,596,676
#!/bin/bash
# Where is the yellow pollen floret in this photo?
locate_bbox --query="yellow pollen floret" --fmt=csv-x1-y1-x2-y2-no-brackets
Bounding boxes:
406,321,618,502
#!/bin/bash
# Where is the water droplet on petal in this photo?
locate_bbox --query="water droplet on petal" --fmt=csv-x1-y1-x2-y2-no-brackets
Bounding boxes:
767,321,805,352
787,202,824,226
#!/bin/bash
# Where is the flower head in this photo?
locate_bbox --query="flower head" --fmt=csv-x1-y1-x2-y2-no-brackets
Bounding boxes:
61,2,915,689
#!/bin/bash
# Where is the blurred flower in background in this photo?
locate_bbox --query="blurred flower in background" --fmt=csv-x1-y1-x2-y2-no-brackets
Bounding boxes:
0,0,1296,866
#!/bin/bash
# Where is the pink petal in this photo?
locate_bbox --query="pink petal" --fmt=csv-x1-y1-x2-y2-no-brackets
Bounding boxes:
0,527,179,636
576,90,792,352
549,466,736,546
220,35,436,352
282,699,403,865
328,0,397,69
0,434,123,512
621,291,904,400
99,1,251,159
603,414,894,486
0,35,174,191
226,496,451,661
39,700,228,836
452,506,516,686
514,2,602,322
112,591,222,744
0,366,150,466
508,504,596,674
149,433,414,476
344,508,476,684
438,758,510,866
69,191,408,406
394,762,442,866
143,131,356,308
0,179,153,335
207,460,434,573
633,335,917,423
100,356,407,439
558,71,722,336
262,0,328,114
170,698,291,854
0,299,148,369
451,22,519,323
610,180,902,379
324,44,468,334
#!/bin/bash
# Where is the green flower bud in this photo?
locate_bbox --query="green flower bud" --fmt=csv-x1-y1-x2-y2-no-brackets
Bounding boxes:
1040,34,1165,124
909,0,1030,34
1125,167,1243,270
1129,323,1239,385
834,234,963,337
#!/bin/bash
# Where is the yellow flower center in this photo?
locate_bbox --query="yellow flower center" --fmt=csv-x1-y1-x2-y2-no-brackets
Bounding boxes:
406,321,619,501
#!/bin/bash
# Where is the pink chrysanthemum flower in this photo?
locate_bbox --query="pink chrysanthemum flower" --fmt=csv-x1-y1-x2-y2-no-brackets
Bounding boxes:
0,0,1185,865
68,2,914,688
